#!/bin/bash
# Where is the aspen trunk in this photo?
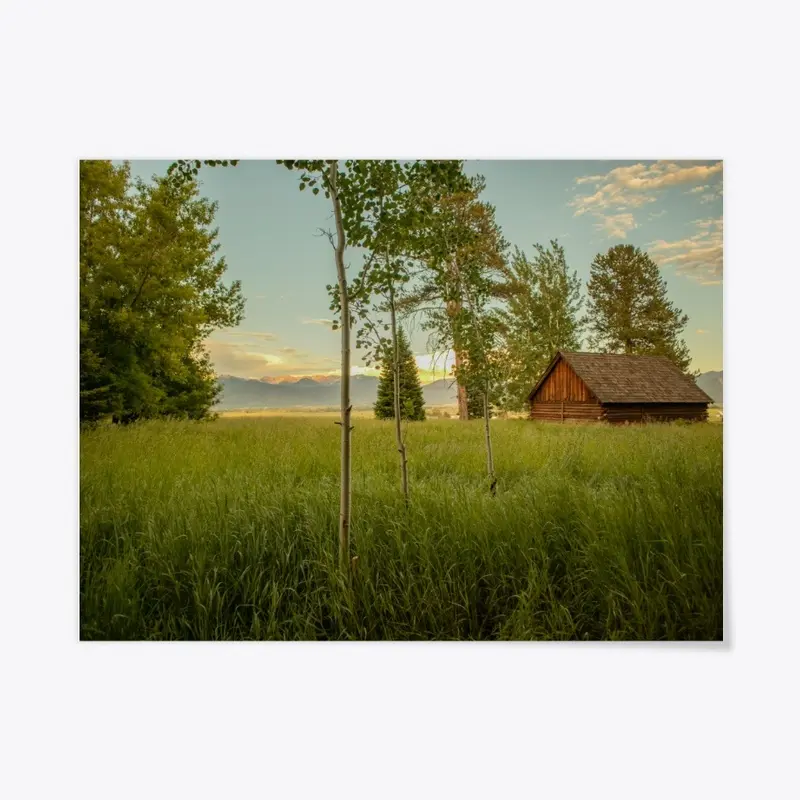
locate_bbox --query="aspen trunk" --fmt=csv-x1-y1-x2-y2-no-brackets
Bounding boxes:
446,297,469,421
389,284,409,501
328,161,351,572
483,385,496,495
454,347,469,420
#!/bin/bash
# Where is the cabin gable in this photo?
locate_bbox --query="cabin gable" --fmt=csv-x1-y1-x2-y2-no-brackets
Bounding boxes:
532,356,596,403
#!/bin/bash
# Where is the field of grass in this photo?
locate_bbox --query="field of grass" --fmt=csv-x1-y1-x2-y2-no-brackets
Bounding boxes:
80,417,723,640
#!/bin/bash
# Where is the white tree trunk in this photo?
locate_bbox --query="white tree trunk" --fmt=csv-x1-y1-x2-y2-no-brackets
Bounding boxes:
328,161,352,572
483,385,496,495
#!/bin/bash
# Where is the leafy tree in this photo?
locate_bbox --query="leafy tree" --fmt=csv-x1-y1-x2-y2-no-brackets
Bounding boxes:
400,175,510,421
80,160,244,423
374,328,426,421
352,160,467,500
497,240,584,410
276,159,466,566
402,175,508,491
584,244,691,372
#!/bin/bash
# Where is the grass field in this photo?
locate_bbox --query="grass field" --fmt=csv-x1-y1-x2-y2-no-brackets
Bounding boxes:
80,417,723,640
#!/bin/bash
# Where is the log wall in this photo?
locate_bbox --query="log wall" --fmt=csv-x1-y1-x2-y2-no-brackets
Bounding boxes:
602,404,709,423
529,401,604,422
529,401,709,423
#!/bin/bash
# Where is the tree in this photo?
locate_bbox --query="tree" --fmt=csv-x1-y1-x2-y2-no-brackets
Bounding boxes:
584,244,691,372
277,159,466,565
404,175,508,491
80,160,244,423
497,240,584,411
374,328,426,421
400,175,510,421
352,160,467,500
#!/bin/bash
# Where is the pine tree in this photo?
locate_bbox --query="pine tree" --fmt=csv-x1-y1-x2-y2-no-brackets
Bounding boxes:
374,328,426,420
585,244,692,372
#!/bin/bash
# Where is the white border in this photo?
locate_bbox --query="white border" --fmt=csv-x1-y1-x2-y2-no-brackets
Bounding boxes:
3,1,799,798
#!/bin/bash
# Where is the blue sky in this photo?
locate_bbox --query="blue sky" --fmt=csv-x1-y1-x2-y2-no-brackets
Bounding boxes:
126,160,723,379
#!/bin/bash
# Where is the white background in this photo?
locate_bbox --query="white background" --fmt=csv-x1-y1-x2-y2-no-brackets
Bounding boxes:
1,1,798,797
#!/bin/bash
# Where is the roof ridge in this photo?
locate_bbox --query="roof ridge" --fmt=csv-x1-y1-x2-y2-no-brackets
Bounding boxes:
561,349,674,359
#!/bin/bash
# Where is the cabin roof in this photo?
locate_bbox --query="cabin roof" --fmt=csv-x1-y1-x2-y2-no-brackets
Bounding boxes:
528,351,714,404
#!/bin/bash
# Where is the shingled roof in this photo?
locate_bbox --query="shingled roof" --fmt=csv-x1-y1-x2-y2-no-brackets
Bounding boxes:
529,351,714,404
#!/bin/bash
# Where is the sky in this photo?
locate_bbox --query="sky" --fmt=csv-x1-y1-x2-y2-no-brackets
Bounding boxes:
126,159,723,380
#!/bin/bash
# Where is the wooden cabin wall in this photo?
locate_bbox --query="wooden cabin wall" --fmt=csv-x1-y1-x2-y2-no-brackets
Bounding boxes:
529,402,603,421
602,404,709,423
532,359,594,403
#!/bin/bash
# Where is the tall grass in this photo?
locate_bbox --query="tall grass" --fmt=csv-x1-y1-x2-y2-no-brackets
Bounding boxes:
80,417,723,640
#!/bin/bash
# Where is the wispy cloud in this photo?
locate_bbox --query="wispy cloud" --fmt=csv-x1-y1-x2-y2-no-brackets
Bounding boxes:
571,161,722,243
205,340,284,377
648,210,667,220
216,329,278,341
205,339,346,379
302,318,336,329
571,161,722,217
696,329,710,334
593,212,637,239
700,184,723,204
686,185,709,195
648,217,723,284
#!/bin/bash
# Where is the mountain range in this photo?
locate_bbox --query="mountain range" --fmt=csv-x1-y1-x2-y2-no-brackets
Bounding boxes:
216,374,458,409
695,370,723,404
216,370,723,410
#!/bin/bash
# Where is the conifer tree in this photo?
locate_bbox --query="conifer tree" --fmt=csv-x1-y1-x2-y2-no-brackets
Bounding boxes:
585,244,692,372
374,328,426,421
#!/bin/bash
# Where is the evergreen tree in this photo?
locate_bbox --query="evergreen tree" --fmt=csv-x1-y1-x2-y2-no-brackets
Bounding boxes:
80,160,244,423
374,328,426,420
584,244,692,372
497,240,584,410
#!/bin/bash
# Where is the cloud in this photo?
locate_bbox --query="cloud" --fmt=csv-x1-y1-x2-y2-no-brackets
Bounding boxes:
571,161,723,216
216,329,278,341
414,351,456,381
696,329,709,334
648,210,667,220
302,318,336,329
648,217,723,284
686,185,709,195
205,339,344,379
700,184,723,204
205,340,285,377
593,212,637,239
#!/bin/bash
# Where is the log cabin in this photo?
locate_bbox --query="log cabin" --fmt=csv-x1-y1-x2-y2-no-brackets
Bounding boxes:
528,351,713,423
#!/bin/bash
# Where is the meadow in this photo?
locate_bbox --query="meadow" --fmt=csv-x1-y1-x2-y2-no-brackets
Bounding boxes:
80,416,723,640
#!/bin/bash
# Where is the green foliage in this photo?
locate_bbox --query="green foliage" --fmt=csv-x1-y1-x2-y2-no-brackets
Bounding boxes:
374,328,426,421
80,417,723,640
584,244,692,372
399,174,510,417
80,160,244,423
166,159,239,183
497,240,584,411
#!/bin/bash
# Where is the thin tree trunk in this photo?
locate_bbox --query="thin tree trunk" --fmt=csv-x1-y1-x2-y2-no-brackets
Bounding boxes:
483,384,496,495
328,160,351,573
454,347,469,420
446,296,469,421
389,283,409,502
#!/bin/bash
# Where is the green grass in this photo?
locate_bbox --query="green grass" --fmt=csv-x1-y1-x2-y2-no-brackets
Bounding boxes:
80,417,723,640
